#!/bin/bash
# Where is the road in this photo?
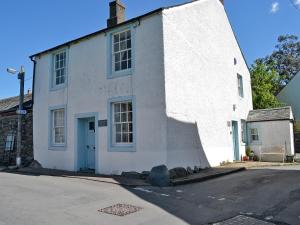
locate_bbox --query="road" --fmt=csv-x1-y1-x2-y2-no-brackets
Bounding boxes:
0,166,300,225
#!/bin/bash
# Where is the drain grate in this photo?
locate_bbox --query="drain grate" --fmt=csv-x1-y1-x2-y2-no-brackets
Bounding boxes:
98,203,143,216
214,215,275,225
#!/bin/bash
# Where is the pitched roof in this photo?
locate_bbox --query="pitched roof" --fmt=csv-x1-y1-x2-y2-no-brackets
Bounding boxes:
247,106,293,122
0,94,32,113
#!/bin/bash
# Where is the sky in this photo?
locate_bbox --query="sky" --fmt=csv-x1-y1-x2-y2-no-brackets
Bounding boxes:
0,0,299,98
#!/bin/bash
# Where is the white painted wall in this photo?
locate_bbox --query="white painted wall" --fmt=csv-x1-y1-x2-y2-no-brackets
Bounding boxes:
34,13,167,174
277,71,300,122
162,0,253,168
33,0,253,173
247,120,295,160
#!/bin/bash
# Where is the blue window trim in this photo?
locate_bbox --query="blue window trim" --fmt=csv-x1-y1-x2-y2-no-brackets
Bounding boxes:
241,119,247,145
49,48,69,92
107,95,136,152
48,105,67,150
106,24,136,79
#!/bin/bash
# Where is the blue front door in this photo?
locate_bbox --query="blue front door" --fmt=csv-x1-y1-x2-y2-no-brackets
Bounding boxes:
232,121,240,161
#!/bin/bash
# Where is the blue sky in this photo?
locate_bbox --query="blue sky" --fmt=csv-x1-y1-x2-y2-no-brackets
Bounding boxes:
0,0,299,98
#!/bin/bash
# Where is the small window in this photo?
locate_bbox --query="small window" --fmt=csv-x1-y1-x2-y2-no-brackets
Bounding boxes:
51,109,65,145
237,74,244,98
53,50,67,86
5,133,14,151
112,30,132,72
112,101,133,144
250,128,259,142
241,120,247,143
89,121,95,131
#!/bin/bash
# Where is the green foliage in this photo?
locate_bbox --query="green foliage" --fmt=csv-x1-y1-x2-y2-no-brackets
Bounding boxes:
250,61,283,109
262,35,300,88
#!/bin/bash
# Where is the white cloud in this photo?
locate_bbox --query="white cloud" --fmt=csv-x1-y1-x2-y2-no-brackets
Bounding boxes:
294,0,300,8
270,2,279,13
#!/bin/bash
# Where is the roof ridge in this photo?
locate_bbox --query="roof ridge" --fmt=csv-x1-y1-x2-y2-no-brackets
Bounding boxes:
250,106,291,112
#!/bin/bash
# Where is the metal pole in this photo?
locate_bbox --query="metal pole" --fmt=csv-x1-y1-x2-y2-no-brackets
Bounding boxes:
16,66,25,167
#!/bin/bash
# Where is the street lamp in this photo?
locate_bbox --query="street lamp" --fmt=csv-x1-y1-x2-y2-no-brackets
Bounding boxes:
7,66,25,168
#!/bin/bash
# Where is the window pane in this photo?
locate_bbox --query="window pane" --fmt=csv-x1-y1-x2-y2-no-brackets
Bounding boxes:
114,34,119,43
129,133,133,143
115,124,121,132
122,123,128,132
127,40,131,49
122,133,128,142
114,113,121,122
128,50,131,59
116,133,121,143
128,102,132,111
120,41,126,50
121,51,127,61
114,103,121,112
126,30,131,39
115,62,120,71
115,53,120,62
128,60,132,69
120,32,126,41
114,43,119,52
128,112,132,122
121,113,127,122
121,61,127,70
129,123,133,132
121,103,127,112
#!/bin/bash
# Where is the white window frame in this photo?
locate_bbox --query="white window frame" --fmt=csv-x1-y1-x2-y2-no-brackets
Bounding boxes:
112,101,133,145
52,49,67,89
112,29,132,73
250,128,259,142
51,108,66,146
5,133,14,151
237,74,244,98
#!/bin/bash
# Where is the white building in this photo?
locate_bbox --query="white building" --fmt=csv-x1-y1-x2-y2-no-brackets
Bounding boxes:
277,71,300,122
247,107,295,161
30,0,253,174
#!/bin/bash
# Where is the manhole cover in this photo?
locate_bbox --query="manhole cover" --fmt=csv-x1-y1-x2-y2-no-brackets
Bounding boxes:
214,215,275,225
98,203,143,216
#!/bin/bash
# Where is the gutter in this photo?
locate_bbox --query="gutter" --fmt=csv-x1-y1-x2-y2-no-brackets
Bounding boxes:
29,56,36,105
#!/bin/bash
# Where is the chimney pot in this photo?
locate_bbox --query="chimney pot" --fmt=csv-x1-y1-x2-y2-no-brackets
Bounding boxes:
107,0,126,28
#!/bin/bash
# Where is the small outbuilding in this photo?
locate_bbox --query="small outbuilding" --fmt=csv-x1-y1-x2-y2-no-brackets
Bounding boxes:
247,107,295,162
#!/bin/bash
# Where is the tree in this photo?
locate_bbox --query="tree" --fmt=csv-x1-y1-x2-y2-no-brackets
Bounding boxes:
264,35,300,87
250,61,282,109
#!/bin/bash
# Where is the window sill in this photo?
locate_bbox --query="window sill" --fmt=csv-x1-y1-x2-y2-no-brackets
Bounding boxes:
107,69,133,79
50,83,67,92
48,145,67,151
108,145,136,152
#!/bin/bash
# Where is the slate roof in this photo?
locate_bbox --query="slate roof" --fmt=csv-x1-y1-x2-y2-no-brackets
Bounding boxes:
247,106,293,122
0,94,32,113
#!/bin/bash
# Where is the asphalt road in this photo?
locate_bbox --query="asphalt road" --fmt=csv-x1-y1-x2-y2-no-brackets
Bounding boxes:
0,166,300,225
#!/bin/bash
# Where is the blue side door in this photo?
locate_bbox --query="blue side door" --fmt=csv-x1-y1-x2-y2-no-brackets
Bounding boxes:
232,121,240,161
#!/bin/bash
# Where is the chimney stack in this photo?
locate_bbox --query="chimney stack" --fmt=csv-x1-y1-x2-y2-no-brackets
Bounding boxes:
107,0,125,28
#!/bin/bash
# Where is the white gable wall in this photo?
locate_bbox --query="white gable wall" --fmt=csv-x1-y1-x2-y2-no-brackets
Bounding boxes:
277,71,300,121
162,0,253,167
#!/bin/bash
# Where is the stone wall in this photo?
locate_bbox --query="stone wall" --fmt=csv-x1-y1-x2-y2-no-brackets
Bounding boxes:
0,111,33,165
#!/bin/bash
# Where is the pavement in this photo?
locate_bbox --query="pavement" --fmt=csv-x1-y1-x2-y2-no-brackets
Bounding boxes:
0,166,300,225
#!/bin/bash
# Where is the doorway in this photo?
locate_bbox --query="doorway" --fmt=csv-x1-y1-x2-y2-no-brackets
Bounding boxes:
232,121,240,161
77,116,96,172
